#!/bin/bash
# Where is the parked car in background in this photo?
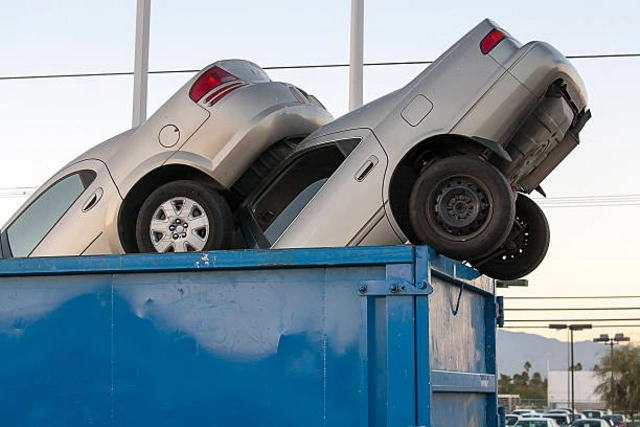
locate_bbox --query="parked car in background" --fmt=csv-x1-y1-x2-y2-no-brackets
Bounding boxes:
513,409,541,417
601,414,627,427
548,409,574,416
543,412,571,426
582,410,607,419
238,18,591,280
0,60,332,258
571,420,614,427
515,418,561,427
570,413,587,422
507,414,523,426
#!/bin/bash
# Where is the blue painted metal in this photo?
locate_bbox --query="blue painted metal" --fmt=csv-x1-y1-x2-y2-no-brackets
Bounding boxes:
0,246,499,426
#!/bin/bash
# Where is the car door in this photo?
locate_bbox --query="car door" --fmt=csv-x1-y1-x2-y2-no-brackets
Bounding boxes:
240,128,402,249
2,159,120,257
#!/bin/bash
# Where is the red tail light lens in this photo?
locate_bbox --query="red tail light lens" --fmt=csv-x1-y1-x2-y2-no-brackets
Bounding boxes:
189,66,240,102
480,28,506,55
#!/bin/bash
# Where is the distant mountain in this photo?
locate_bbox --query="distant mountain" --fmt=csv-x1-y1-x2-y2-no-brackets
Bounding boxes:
497,330,608,378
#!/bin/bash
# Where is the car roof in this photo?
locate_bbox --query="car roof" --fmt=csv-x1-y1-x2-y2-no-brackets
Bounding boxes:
573,420,607,426
515,418,556,426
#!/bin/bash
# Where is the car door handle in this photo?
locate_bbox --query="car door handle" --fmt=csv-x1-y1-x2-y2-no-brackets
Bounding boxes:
354,155,379,182
82,187,104,212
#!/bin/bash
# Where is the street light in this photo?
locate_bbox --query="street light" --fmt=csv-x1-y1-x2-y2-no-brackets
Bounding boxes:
593,333,630,411
549,323,593,414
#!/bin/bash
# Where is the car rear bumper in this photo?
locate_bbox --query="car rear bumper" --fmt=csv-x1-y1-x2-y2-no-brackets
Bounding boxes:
503,41,589,112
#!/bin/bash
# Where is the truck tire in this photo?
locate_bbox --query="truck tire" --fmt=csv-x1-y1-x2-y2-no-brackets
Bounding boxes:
409,155,515,260
473,194,550,280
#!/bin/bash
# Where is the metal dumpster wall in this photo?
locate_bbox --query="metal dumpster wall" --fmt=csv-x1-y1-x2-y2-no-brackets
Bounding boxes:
0,246,498,427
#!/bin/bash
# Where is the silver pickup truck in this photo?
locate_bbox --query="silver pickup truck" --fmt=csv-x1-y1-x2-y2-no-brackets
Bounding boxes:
238,18,591,280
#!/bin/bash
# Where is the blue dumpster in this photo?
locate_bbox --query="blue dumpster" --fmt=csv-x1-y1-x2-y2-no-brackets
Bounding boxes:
0,246,498,426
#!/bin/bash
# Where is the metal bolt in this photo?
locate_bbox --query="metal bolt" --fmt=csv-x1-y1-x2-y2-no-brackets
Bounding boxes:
169,225,175,231
181,232,187,238
175,219,181,224
389,284,400,293
358,285,367,294
173,233,179,239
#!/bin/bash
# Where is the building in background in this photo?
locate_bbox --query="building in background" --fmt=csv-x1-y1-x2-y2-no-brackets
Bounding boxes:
548,371,605,411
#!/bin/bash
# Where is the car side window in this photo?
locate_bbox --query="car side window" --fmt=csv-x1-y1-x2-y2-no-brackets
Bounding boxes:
6,170,96,257
251,143,352,245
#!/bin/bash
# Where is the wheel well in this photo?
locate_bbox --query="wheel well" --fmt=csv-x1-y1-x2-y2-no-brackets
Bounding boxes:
388,134,488,243
118,165,221,253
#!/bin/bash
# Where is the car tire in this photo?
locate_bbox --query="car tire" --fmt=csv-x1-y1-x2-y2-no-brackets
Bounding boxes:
473,194,550,280
408,155,515,260
136,180,233,253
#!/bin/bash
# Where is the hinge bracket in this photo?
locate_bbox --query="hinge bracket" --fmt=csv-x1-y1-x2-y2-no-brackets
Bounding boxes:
357,279,433,296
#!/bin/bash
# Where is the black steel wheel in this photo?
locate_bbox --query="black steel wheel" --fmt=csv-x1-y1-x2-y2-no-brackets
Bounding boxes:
136,180,233,253
408,156,515,260
473,194,550,280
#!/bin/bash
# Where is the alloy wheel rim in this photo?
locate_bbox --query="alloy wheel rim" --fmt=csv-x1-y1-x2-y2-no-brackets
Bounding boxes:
148,197,210,252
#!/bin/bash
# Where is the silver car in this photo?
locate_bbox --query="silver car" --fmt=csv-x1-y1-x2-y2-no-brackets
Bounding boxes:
515,419,560,427
571,420,613,427
0,59,332,257
238,19,591,280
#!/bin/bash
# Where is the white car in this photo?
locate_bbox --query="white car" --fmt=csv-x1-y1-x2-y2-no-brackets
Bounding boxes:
515,418,560,427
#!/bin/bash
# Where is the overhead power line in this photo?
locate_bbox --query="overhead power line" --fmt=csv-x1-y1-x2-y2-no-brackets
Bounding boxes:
504,295,640,300
506,307,640,311
502,323,640,329
506,318,640,322
536,194,640,208
1,52,639,82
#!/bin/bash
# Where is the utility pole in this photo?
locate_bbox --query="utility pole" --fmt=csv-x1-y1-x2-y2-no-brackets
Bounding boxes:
348,0,364,111
132,0,151,127
550,323,592,413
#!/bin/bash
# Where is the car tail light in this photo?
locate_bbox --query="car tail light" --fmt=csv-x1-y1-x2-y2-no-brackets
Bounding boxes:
480,28,506,54
189,66,246,105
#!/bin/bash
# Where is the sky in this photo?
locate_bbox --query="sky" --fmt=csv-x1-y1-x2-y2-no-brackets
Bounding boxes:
0,1,639,343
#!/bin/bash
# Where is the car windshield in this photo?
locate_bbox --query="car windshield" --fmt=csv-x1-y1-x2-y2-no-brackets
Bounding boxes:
545,414,569,423
506,415,520,426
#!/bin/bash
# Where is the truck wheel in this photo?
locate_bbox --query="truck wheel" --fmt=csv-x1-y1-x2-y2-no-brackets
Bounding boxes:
408,156,515,260
473,194,550,280
136,180,233,253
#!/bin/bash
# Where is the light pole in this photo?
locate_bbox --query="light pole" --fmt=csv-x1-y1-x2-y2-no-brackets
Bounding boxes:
549,323,593,414
593,333,630,411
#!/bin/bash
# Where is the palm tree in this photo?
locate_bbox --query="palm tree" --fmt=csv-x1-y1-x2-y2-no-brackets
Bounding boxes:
594,346,640,423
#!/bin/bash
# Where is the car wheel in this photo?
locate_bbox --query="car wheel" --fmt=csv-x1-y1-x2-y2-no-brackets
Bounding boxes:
408,155,515,260
473,194,550,280
136,180,233,253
